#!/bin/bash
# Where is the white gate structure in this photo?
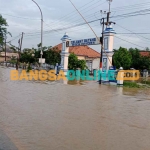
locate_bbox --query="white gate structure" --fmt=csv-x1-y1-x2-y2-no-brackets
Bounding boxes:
60,25,116,75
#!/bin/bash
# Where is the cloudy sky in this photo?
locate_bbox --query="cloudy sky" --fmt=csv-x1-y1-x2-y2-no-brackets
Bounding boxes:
0,0,150,53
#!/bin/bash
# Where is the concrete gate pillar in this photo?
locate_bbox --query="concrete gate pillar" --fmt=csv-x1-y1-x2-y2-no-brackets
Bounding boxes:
102,25,116,72
60,33,71,75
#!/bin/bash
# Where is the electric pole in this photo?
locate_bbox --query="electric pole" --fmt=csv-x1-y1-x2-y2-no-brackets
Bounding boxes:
108,0,112,13
99,18,105,84
5,35,7,62
20,32,24,52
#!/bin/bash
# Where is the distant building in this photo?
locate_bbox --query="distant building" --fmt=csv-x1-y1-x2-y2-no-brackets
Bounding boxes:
54,43,100,71
139,51,150,57
0,45,18,62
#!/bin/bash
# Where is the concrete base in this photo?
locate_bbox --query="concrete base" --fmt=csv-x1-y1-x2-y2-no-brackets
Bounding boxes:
110,82,117,86
101,80,110,85
117,84,123,86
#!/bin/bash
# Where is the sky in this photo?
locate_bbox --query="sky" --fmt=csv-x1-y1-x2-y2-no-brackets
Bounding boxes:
0,0,150,53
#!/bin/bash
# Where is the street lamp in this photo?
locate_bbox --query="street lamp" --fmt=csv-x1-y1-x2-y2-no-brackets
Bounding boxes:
31,0,43,66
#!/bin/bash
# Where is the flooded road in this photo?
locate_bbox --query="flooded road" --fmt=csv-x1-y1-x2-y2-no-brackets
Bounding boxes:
0,67,150,150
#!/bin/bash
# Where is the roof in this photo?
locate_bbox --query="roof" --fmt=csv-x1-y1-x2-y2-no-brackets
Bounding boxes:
54,43,100,58
140,51,150,57
0,45,14,53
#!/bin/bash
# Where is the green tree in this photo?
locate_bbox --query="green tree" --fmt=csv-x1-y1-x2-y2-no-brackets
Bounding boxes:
44,48,61,65
129,48,141,69
0,14,11,48
77,60,87,70
20,52,35,64
68,53,78,70
139,56,150,70
68,53,87,70
113,47,132,69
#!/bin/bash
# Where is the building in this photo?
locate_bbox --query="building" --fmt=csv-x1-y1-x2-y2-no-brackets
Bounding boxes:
54,43,100,71
0,45,18,62
139,51,150,57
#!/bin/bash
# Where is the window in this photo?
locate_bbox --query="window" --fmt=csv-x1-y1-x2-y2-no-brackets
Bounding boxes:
86,60,92,72
104,37,108,50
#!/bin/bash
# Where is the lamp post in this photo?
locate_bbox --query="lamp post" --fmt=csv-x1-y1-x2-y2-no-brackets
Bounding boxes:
31,0,43,66
5,34,7,62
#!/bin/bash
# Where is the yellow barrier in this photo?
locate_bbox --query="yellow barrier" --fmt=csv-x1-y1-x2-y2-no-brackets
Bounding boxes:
116,70,140,81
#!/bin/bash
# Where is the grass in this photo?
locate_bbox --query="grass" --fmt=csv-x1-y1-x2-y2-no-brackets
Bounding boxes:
141,80,150,85
123,81,141,88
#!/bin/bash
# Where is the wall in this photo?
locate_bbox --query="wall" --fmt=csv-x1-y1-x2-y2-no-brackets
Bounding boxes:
92,58,100,70
0,52,18,57
77,56,85,60
85,57,100,71
0,57,11,62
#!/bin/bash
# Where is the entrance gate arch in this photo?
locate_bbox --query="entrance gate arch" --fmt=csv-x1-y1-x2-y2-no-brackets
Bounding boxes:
60,25,116,75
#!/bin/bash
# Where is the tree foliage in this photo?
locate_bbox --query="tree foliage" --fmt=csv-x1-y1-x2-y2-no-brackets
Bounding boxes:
139,56,150,70
44,48,61,65
113,47,150,70
21,47,61,66
129,48,141,69
0,14,11,48
68,53,87,70
20,52,35,63
113,47,132,69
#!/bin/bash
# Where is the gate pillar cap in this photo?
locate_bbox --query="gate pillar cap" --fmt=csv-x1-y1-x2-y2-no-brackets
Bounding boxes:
61,32,71,41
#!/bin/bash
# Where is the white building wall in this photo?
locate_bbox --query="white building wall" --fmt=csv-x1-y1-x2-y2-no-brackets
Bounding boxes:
77,56,85,60
92,58,100,70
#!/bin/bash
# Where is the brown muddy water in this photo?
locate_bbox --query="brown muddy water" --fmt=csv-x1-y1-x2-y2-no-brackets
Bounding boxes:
0,67,150,150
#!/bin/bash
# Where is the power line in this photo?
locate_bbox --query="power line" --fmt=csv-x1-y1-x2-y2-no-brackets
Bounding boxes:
112,1,150,11
116,24,150,41
23,24,100,39
25,10,150,36
45,0,106,27
111,8,150,19
114,36,145,49
5,7,150,40
7,34,21,43
45,0,105,26
3,5,150,36
117,33,150,34
0,13,40,20
46,1,150,28
1,0,106,32
24,8,150,35
1,1,150,33
25,18,101,35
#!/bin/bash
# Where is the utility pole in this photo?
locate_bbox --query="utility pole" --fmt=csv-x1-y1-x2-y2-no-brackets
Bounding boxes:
5,35,7,62
105,0,115,26
16,38,21,70
18,32,24,61
18,39,21,60
31,0,43,66
20,32,24,52
108,0,112,13
99,18,105,84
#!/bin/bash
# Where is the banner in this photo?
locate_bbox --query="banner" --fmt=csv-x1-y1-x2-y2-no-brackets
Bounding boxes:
66,37,101,47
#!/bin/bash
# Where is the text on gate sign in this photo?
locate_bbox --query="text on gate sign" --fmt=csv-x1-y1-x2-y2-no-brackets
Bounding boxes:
68,38,100,47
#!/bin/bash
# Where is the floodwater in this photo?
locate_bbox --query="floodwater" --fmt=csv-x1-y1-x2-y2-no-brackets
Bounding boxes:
0,67,150,150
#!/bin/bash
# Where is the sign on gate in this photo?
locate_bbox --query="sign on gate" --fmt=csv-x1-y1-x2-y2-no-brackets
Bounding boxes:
66,37,101,47
39,58,45,64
